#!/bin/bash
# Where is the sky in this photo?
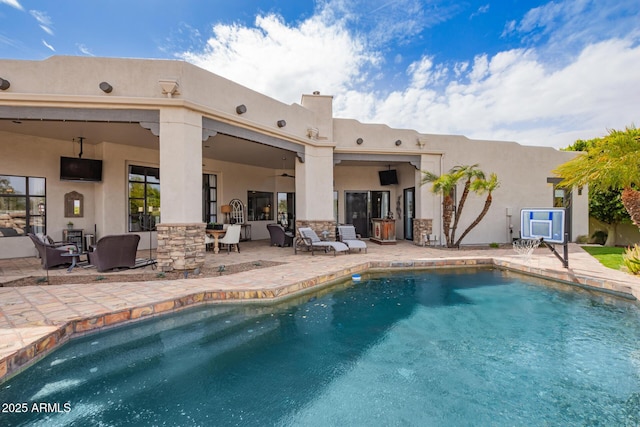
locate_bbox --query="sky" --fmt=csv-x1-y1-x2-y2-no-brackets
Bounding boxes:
0,0,639,149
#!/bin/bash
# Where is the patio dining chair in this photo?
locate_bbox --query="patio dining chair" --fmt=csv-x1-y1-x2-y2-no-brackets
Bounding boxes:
338,225,367,253
218,224,241,253
295,227,348,256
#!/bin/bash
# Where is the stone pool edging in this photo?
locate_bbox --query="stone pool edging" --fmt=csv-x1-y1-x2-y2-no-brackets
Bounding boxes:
1,255,637,383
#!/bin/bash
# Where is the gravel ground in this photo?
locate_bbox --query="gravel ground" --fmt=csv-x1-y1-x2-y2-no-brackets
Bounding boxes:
1,260,285,287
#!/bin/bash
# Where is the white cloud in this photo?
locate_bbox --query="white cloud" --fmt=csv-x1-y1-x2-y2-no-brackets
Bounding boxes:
77,44,93,56
41,39,54,51
180,13,379,104
470,4,490,19
29,10,54,35
178,0,640,148
350,38,640,148
0,0,23,11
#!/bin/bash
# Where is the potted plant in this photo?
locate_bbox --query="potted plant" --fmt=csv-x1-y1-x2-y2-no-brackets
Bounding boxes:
213,223,223,230
67,221,74,230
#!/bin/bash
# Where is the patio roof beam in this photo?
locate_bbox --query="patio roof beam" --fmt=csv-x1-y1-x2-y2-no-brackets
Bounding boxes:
202,117,305,162
333,153,421,169
0,106,159,123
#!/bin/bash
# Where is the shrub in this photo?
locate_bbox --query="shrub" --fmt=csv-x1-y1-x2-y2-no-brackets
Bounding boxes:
622,244,640,275
489,242,500,248
591,230,607,245
575,235,589,244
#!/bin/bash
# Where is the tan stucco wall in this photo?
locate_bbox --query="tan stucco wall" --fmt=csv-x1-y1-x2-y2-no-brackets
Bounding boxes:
0,56,589,257
332,118,587,244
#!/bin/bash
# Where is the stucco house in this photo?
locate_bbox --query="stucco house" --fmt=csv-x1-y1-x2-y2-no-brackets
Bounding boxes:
0,56,587,270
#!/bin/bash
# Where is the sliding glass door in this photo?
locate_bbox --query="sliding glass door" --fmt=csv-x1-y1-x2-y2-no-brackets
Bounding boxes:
345,191,369,237
344,191,390,238
404,187,414,240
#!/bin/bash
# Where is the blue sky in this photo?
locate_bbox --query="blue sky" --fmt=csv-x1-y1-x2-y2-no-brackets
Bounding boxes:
1,0,639,148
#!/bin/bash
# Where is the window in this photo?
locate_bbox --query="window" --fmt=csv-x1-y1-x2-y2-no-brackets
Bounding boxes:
247,191,273,221
128,165,160,231
203,174,218,225
277,192,295,229
0,175,46,237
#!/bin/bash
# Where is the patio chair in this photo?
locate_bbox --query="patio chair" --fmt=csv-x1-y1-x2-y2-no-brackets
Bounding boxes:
338,225,367,253
28,233,78,269
88,234,140,272
295,227,349,256
218,224,241,253
267,223,294,247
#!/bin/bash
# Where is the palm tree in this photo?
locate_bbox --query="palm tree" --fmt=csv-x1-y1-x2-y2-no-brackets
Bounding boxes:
454,173,499,247
449,164,485,245
422,166,499,248
554,126,640,227
421,169,463,247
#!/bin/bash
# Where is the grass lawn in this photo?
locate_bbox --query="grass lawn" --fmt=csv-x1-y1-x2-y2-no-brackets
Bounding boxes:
581,246,625,270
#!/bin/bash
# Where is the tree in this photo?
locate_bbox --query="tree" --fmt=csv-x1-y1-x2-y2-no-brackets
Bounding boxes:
561,137,631,246
554,126,640,228
449,164,485,246
421,165,499,248
421,169,463,247
588,189,629,246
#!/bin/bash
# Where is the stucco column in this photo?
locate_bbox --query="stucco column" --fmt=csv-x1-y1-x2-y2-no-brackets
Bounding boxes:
414,154,441,245
294,145,336,238
156,107,205,271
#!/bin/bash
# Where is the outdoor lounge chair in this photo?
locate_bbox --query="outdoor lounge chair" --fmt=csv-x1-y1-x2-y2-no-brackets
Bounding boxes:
28,233,78,269
267,223,294,247
338,225,367,253
88,234,140,272
295,227,349,256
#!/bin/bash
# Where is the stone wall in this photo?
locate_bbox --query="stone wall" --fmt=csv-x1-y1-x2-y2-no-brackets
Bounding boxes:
295,220,337,240
412,218,433,246
0,211,27,236
156,223,206,272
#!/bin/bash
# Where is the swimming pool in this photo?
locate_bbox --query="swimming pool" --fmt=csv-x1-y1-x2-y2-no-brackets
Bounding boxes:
1,268,639,426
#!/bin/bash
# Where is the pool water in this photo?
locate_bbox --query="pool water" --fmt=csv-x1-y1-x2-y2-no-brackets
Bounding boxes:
2,268,640,426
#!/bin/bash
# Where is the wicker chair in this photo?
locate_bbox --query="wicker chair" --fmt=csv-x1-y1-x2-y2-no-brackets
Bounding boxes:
88,234,140,272
267,223,294,247
28,233,78,269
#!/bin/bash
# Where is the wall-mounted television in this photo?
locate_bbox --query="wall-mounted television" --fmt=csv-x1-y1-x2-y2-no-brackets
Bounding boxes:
60,157,103,182
378,170,398,186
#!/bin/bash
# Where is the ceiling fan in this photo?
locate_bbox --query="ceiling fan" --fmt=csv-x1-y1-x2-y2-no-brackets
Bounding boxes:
274,157,295,178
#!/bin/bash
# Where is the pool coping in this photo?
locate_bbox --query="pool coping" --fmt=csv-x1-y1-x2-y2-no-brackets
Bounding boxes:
0,255,638,384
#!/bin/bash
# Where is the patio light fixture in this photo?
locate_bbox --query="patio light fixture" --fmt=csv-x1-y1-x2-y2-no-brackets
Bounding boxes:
277,120,286,128
356,138,363,145
99,82,113,93
236,104,247,114
395,139,402,146
0,78,10,90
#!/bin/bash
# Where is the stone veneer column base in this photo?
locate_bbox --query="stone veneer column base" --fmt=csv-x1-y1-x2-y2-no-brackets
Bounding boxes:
295,220,337,240
412,218,433,246
156,223,206,272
